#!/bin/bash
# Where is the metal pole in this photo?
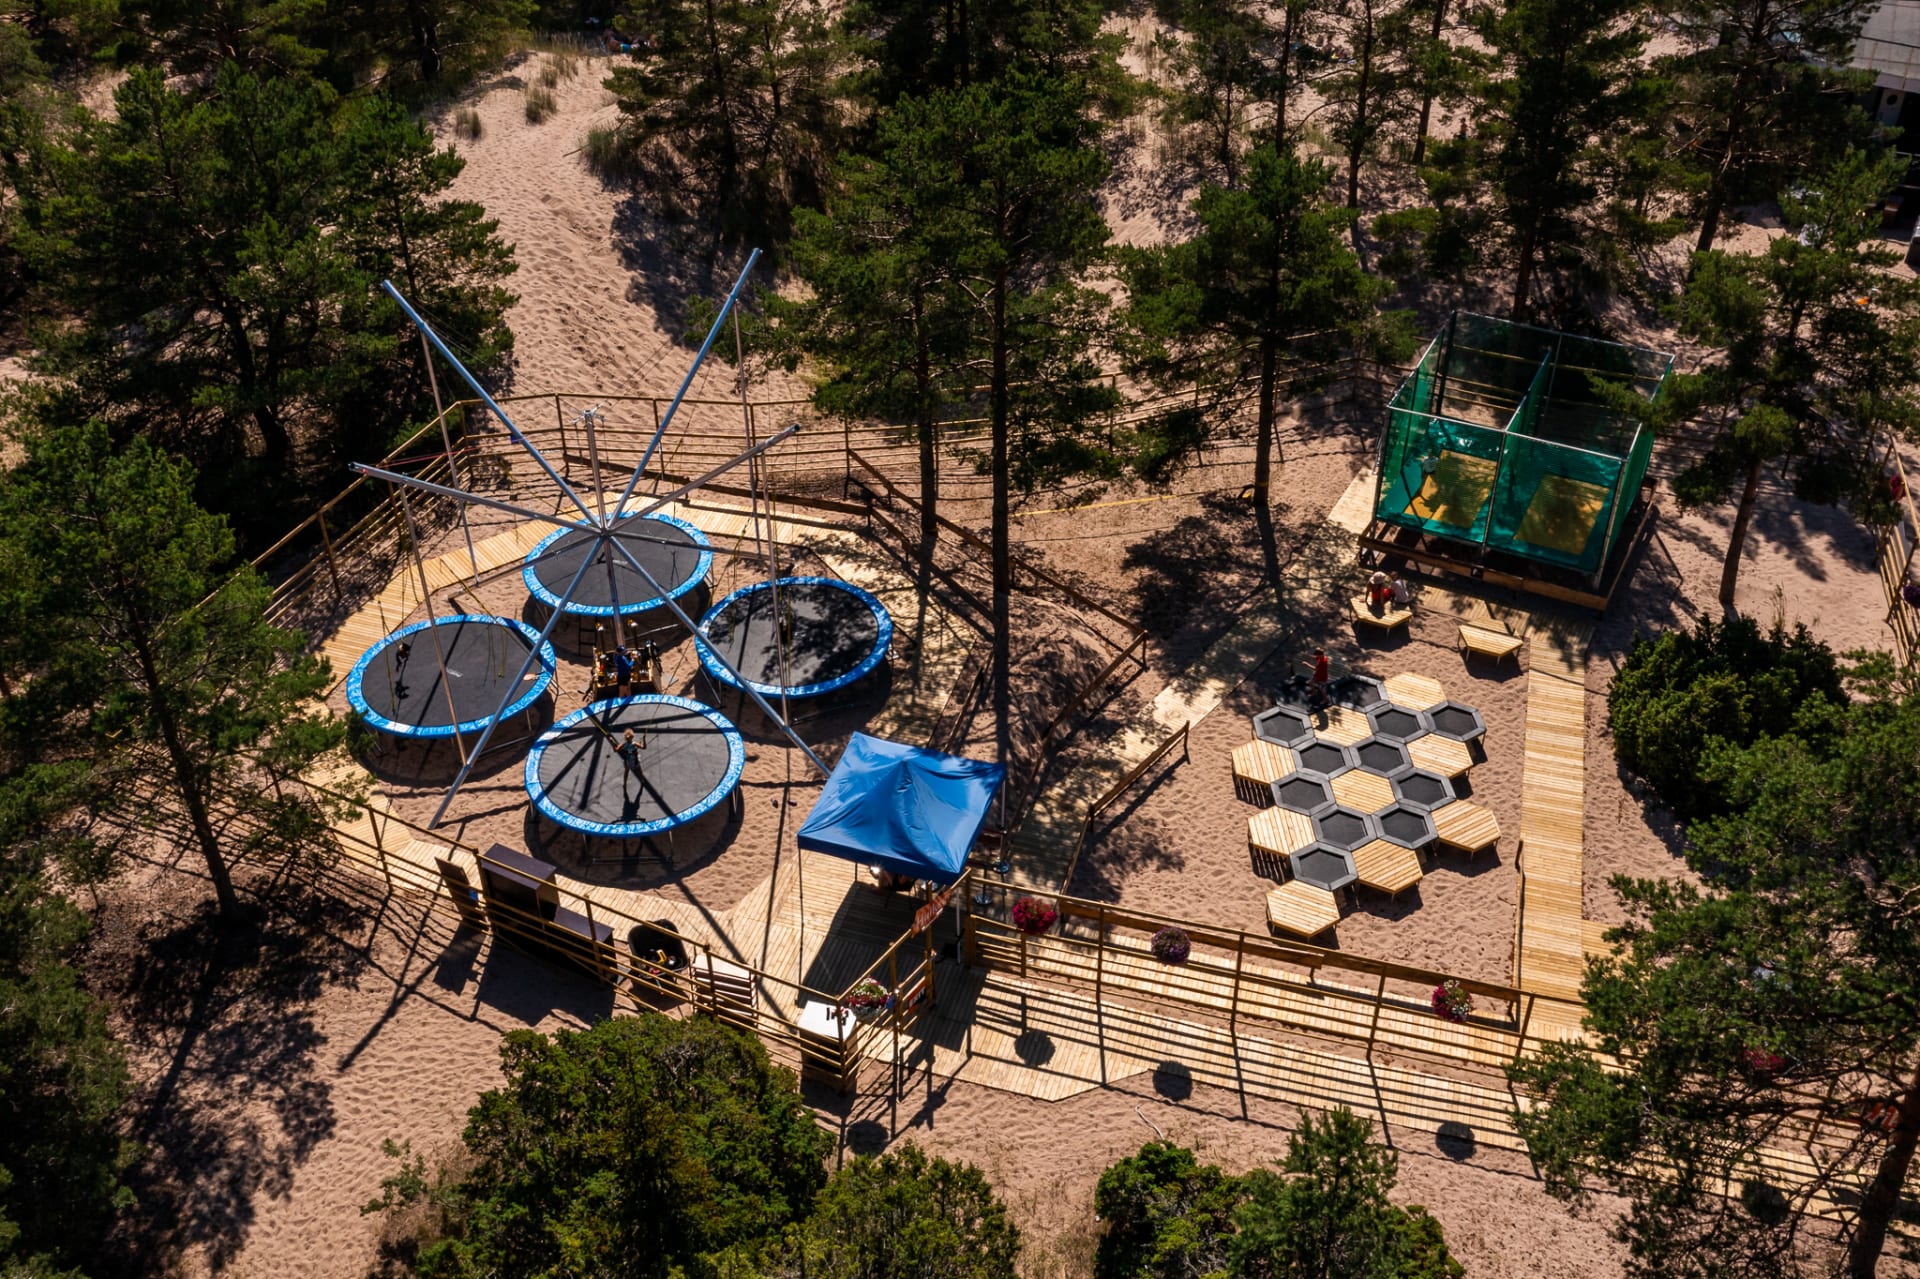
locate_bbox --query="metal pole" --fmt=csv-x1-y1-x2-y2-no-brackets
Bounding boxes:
426,545,601,827
351,425,799,548
399,487,469,766
601,533,829,775
609,249,762,515
380,280,603,530
420,328,479,579
582,406,626,651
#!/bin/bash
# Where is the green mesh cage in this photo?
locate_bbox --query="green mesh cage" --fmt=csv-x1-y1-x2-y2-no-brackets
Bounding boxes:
1373,313,1672,578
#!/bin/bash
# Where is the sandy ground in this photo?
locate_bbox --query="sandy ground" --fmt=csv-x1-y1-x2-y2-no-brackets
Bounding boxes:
79,37,1916,1279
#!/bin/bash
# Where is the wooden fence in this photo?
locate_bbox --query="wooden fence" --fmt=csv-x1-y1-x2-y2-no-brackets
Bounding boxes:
1873,439,1920,667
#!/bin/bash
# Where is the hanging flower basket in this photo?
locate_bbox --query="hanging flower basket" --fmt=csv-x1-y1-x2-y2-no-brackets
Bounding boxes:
1432,979,1473,1024
1150,926,1192,965
1741,1046,1786,1076
844,980,892,1017
1011,896,1058,935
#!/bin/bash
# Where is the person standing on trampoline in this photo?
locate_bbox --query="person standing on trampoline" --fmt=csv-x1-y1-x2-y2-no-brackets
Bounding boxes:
614,645,635,695
617,727,644,797
1309,647,1332,708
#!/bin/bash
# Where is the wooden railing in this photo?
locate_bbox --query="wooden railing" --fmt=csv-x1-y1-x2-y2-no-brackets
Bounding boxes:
114,761,937,1096
1873,440,1919,668
1058,721,1190,892
960,871,1535,1071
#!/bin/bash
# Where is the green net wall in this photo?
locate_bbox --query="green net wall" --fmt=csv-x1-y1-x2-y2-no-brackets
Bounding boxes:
1374,313,1672,578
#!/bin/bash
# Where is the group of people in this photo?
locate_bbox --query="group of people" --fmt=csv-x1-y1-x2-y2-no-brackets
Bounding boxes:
1366,570,1412,612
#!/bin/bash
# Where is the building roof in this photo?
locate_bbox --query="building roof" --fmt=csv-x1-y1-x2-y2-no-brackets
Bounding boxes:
1856,2,1920,92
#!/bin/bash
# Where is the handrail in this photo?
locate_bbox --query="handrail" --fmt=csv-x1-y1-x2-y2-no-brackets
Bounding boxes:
1058,721,1190,892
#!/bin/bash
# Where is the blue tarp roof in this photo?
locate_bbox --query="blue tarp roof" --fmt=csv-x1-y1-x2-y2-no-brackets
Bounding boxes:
797,733,1005,885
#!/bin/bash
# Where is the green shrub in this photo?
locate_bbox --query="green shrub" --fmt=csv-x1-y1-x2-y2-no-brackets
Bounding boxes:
1230,1109,1463,1279
371,1014,832,1278
759,1145,1020,1279
581,125,643,182
1607,616,1844,821
1094,1141,1241,1279
524,86,557,123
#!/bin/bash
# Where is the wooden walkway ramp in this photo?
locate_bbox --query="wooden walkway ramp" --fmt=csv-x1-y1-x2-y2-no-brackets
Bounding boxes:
1005,601,1288,890
1514,624,1592,1002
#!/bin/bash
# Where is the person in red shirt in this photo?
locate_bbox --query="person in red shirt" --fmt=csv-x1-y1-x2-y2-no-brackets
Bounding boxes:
1309,647,1332,706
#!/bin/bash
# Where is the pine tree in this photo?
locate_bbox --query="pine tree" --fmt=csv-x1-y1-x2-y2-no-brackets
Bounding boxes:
759,146,974,546
1513,661,1920,1279
842,0,1124,107
904,73,1116,780
1473,0,1650,316
1663,0,1879,256
1120,141,1395,517
13,65,517,542
600,0,841,254
1659,148,1920,611
0,421,344,917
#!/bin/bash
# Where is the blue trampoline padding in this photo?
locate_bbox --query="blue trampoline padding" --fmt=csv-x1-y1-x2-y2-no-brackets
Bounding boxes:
798,733,1005,885
522,511,714,616
346,615,556,739
525,694,746,838
696,576,893,698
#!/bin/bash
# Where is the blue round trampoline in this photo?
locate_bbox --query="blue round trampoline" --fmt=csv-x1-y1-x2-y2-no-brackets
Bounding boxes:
347,615,556,739
696,576,892,699
522,512,714,619
525,695,745,838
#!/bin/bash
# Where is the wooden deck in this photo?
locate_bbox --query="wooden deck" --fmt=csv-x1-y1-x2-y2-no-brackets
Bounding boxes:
1231,740,1296,803
1383,672,1447,711
1514,625,1592,1001
1431,799,1500,855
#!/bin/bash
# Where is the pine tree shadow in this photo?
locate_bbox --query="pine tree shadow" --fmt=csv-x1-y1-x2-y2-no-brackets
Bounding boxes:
92,873,374,1276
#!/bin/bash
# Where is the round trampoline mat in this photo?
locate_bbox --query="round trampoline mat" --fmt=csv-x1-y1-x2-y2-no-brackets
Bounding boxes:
697,576,892,698
348,615,555,739
523,512,713,616
525,695,745,838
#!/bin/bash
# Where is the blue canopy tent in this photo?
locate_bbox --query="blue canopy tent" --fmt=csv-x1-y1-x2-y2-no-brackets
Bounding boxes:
797,733,1005,885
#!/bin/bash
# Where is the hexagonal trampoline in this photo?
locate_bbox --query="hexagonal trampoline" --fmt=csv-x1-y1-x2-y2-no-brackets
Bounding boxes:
1393,769,1456,811
1376,804,1437,851
1296,741,1355,777
1312,805,1377,851
1333,674,1388,710
1428,700,1487,744
1368,705,1428,743
1289,843,1358,893
1273,774,1336,815
1254,705,1315,748
1353,736,1412,777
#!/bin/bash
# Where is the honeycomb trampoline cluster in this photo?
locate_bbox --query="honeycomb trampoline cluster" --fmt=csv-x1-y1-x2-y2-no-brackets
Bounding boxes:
1232,672,1500,925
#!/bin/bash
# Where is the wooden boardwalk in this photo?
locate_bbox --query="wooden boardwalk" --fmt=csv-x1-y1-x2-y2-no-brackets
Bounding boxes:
1514,624,1593,1001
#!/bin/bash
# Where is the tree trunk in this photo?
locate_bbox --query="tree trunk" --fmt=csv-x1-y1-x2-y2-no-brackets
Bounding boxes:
124,606,239,916
989,262,1012,799
406,0,440,83
1848,1064,1920,1278
1718,457,1763,613
1411,0,1447,168
1510,219,1538,320
1694,176,1726,258
1253,328,1280,507
1275,1,1300,144
1346,1,1374,212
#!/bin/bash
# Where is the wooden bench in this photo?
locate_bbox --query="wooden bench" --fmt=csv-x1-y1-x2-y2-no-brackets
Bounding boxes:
1459,623,1525,666
1248,806,1315,879
1351,838,1423,898
1266,881,1341,938
1350,595,1412,633
1408,734,1473,779
1431,799,1500,857
1231,740,1297,804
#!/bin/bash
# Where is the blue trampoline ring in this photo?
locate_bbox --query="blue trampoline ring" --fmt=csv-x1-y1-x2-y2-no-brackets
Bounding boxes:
696,576,893,699
347,615,557,739
522,511,714,619
525,694,746,838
